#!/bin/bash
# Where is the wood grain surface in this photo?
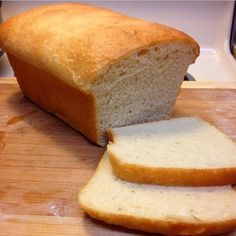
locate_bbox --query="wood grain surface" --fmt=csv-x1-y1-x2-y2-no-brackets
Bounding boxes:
0,79,236,236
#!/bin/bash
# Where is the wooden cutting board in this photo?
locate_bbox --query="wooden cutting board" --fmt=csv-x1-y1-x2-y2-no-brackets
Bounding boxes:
0,79,236,236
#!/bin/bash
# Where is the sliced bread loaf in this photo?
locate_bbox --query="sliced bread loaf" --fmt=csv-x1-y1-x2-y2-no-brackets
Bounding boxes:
107,117,236,186
79,152,236,235
0,3,199,146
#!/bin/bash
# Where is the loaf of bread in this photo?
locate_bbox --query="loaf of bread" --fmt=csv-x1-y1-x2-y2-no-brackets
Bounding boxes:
107,117,236,186
0,3,199,146
79,152,236,235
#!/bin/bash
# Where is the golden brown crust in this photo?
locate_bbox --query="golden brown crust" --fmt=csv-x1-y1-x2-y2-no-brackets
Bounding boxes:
106,129,115,143
80,204,236,235
108,150,236,186
7,53,100,145
0,3,199,90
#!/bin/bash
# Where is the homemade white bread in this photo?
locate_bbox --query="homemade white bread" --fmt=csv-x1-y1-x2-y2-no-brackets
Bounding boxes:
107,117,236,186
0,3,199,146
79,152,236,235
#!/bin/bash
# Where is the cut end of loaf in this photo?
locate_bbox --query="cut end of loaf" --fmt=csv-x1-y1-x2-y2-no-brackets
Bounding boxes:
93,42,197,146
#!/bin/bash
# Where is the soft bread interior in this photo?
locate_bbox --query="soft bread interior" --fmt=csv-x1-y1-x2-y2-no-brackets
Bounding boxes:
107,117,236,169
92,42,196,145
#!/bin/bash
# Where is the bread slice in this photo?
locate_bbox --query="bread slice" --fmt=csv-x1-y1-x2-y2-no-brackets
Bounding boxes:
107,117,236,186
0,3,199,146
79,152,236,235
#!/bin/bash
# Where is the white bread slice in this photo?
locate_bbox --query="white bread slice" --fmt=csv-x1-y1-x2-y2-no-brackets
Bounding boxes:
107,117,236,186
79,152,236,235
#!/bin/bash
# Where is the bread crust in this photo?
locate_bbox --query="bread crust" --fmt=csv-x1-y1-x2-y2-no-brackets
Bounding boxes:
109,151,236,186
0,3,199,90
7,53,100,145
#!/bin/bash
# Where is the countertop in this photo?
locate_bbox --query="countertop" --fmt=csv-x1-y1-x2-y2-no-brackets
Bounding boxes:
0,78,236,235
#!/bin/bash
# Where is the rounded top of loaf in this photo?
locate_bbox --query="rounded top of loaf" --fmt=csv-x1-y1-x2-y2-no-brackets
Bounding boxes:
0,3,199,90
